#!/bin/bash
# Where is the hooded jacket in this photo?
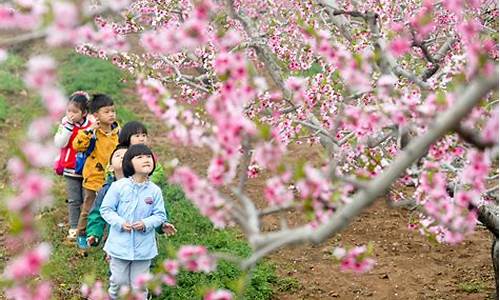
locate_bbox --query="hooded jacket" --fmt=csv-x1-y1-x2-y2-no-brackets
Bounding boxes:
100,177,166,260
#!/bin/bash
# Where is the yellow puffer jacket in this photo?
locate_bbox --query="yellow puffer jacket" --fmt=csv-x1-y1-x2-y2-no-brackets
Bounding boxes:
72,124,119,191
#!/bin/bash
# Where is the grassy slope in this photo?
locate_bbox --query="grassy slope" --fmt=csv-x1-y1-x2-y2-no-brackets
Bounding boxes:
0,52,279,299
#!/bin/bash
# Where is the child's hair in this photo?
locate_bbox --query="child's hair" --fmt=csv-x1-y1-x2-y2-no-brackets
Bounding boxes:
89,94,114,114
118,121,148,147
69,91,89,113
109,144,129,164
122,144,156,178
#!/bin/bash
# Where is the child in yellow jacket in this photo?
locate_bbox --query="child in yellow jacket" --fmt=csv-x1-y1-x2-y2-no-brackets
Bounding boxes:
72,94,119,249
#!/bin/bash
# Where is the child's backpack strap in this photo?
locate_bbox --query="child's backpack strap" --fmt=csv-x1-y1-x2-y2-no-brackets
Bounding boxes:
85,130,97,156
75,130,97,175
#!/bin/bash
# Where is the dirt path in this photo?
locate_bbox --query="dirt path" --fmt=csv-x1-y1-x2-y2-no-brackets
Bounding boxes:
123,90,496,299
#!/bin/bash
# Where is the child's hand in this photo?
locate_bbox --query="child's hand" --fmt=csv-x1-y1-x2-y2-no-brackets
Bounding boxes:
132,221,145,232
89,119,100,131
62,116,73,126
87,236,98,247
122,222,133,232
162,223,177,236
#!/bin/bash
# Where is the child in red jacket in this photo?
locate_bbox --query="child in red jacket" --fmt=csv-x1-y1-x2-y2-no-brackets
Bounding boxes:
54,91,93,241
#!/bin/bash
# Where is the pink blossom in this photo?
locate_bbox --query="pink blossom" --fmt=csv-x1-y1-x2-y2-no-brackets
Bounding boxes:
3,243,51,280
483,106,499,143
161,275,176,286
40,88,68,120
0,48,7,62
134,273,153,289
207,155,237,186
389,37,412,57
81,281,109,300
264,175,294,207
33,281,52,300
285,76,306,94
204,289,233,300
107,0,130,11
177,245,216,273
443,0,464,15
170,167,232,228
8,172,52,211
24,56,57,90
23,142,59,168
253,141,285,171
458,20,481,44
247,164,261,178
0,6,16,28
337,245,375,273
5,286,31,299
216,29,242,51
180,18,209,49
170,167,200,194
7,157,25,180
163,259,180,275
28,117,53,141
214,52,232,75
332,247,346,259
296,164,332,202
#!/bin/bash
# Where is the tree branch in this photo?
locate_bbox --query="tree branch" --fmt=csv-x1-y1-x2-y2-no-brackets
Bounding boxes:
242,69,498,268
477,203,499,238
455,124,496,150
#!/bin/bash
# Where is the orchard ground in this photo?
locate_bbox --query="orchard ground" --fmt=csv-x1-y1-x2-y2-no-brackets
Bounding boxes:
0,49,496,299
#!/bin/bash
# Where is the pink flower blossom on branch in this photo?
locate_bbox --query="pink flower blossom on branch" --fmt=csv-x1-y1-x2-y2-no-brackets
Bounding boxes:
204,289,234,300
177,245,216,273
3,243,51,280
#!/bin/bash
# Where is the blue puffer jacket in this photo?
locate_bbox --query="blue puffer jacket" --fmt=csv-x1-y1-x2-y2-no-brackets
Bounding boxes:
100,177,167,260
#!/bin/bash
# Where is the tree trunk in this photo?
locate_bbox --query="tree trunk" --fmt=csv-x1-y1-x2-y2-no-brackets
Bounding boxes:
478,203,499,297
492,237,498,298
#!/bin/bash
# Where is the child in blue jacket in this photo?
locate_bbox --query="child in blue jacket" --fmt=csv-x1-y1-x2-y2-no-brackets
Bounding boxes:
100,144,166,299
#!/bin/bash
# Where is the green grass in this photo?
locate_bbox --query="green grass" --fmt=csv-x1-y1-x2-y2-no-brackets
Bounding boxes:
458,280,486,293
155,186,276,299
274,276,300,292
32,53,279,299
58,53,127,102
0,70,24,93
0,54,25,93
0,96,8,121
43,183,277,299
57,53,138,124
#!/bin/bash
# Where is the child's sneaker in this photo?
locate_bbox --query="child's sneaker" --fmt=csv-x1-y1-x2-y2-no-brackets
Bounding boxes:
76,235,89,250
66,228,78,241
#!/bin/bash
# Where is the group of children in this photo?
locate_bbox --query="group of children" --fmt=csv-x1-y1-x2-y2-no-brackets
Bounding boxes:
54,91,176,299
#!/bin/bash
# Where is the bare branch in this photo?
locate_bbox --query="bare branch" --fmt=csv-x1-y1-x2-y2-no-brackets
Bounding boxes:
295,120,337,145
230,187,259,237
259,205,296,217
0,6,110,48
477,203,499,238
0,30,46,48
316,0,353,41
362,13,433,90
162,58,211,93
455,124,496,150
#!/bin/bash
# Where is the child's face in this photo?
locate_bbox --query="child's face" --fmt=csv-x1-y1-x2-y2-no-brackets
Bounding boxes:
110,148,127,172
130,132,149,146
94,105,116,125
66,102,85,123
131,154,154,175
